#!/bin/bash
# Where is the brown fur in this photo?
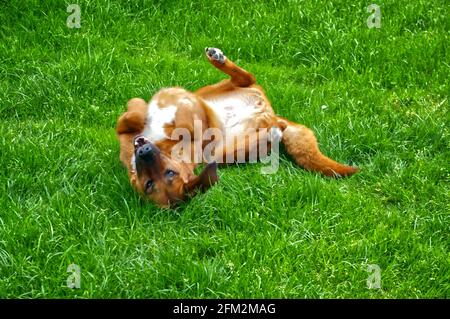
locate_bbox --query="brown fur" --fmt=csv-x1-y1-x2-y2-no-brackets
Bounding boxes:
277,117,358,177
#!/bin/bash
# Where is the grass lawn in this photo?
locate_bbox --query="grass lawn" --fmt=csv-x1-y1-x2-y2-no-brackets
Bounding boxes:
0,0,448,298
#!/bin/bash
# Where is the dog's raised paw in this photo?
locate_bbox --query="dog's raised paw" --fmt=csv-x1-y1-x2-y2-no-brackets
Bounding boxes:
205,47,226,64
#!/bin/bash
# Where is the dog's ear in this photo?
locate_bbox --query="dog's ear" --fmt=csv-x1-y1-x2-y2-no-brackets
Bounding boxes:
185,162,218,193
116,98,148,135
116,111,146,135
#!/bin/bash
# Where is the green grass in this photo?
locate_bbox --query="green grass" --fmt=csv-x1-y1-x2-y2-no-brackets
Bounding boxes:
0,0,449,298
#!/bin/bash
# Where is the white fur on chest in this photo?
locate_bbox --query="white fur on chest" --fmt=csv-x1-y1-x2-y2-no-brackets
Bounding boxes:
142,100,177,143
204,93,259,136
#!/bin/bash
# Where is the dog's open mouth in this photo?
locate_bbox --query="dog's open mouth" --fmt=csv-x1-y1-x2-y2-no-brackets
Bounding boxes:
134,135,149,150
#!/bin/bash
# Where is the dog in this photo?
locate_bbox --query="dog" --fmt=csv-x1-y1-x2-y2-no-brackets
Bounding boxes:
116,48,358,207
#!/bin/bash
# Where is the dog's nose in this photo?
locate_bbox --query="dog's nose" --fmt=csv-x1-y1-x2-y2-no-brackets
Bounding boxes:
137,143,155,162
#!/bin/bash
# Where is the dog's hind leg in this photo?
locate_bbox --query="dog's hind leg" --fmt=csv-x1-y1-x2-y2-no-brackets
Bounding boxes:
203,47,256,87
277,117,359,177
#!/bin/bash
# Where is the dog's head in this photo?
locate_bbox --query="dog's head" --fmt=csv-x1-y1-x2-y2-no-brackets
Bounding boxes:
131,135,218,207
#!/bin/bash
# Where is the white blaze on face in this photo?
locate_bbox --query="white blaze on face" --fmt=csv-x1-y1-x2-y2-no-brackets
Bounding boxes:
142,99,177,143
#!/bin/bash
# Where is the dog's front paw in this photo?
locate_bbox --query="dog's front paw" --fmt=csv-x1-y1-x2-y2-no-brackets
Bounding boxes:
205,47,226,64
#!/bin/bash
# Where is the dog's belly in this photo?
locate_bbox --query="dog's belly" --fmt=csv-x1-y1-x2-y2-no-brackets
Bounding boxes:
203,89,272,136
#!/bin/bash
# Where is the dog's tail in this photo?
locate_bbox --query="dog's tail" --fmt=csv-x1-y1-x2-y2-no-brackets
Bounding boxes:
276,117,359,177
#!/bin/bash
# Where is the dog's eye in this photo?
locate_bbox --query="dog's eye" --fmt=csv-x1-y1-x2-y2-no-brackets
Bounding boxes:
145,179,154,193
165,169,176,180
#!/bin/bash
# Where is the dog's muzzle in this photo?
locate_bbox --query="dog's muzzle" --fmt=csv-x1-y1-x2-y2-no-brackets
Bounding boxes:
134,135,158,163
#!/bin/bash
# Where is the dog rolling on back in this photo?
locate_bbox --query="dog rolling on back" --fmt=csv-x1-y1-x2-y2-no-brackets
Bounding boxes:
117,48,358,206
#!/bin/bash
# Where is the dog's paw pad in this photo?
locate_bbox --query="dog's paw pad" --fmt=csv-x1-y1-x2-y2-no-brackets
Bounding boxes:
205,47,226,64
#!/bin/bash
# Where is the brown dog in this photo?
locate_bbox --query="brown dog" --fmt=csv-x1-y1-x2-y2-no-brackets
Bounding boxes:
116,48,358,207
